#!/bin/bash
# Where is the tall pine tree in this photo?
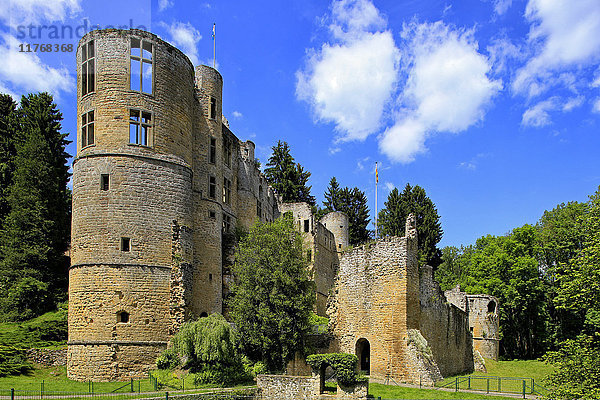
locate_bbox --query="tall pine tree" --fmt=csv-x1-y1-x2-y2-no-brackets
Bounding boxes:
0,93,71,320
264,141,315,205
378,184,443,267
0,94,18,228
321,178,371,245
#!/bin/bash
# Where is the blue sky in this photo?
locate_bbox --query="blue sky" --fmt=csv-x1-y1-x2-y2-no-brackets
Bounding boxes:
1,0,599,247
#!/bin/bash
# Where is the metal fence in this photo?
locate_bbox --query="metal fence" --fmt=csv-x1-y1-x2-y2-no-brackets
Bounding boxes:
0,389,255,400
436,375,550,398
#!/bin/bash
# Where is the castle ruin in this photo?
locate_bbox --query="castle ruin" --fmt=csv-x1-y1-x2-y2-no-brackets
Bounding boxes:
68,29,498,384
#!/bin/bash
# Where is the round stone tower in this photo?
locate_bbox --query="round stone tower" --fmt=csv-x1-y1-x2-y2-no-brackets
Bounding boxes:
68,29,195,381
321,211,349,252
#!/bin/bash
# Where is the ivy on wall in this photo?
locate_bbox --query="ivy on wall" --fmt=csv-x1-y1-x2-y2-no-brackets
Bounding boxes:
305,353,367,386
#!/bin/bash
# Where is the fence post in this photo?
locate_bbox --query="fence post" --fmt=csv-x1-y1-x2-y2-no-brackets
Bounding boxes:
11,388,14,400
532,378,535,394
468,376,471,390
523,380,526,399
499,377,501,392
40,380,43,399
165,391,168,400
487,378,490,394
455,377,458,392
130,378,134,392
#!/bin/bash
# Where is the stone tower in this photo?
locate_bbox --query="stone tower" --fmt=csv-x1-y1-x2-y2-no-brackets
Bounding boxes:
68,29,195,381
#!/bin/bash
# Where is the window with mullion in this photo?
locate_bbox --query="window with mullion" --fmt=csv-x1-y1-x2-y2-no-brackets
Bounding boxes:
130,38,153,94
81,40,95,96
81,110,94,148
129,109,152,146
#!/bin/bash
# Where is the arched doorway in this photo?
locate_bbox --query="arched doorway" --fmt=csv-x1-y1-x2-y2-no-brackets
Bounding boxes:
355,338,370,375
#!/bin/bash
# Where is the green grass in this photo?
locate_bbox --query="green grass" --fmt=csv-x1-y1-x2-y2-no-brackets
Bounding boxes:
368,382,516,399
0,365,241,392
0,306,67,350
436,358,554,394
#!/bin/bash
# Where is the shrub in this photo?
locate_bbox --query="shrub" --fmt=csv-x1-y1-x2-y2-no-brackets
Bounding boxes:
306,353,366,386
0,346,31,377
156,349,180,370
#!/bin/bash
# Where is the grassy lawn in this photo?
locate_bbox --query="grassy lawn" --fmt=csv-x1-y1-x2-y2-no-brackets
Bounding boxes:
436,358,554,394
0,365,239,393
368,382,516,399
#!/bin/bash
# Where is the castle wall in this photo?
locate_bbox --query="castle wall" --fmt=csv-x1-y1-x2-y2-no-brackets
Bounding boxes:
444,287,500,360
328,225,420,382
418,266,473,377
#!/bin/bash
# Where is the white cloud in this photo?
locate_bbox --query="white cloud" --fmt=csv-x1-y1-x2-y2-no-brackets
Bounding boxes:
0,0,81,26
592,68,600,87
487,36,523,75
160,21,202,65
158,0,174,12
381,22,501,163
0,34,74,100
493,0,512,15
562,96,584,112
593,98,600,113
296,0,400,142
232,111,243,118
384,181,395,191
328,147,341,155
513,0,600,97
521,97,558,127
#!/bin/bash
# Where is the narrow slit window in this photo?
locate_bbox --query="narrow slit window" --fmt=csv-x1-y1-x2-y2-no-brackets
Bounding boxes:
223,178,231,205
101,174,110,191
130,38,153,94
121,237,130,252
209,137,216,164
81,40,95,96
81,110,94,147
304,219,310,233
210,97,217,119
209,176,216,199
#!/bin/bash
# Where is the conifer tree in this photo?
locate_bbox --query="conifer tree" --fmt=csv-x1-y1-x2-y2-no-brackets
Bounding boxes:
322,177,341,212
264,141,315,205
378,184,443,267
0,93,71,320
339,187,371,245
0,94,18,227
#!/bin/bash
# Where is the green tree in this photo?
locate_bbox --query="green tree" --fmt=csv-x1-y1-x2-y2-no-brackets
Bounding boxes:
378,184,443,267
0,94,18,227
322,177,341,212
536,201,588,347
166,313,249,385
320,178,371,245
229,214,314,371
543,187,600,398
264,141,315,205
338,187,371,245
0,93,71,320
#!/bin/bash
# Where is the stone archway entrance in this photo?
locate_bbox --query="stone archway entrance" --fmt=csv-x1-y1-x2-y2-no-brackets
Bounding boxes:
355,338,370,375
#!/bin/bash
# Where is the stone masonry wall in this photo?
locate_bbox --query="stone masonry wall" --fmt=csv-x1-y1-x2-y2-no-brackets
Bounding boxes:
419,266,473,377
257,374,320,400
328,231,418,382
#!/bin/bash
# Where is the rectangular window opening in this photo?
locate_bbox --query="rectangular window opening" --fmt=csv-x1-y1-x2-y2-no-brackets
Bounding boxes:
223,177,231,205
209,176,216,199
101,174,110,191
129,109,151,146
210,97,217,119
81,40,95,96
130,38,153,94
209,210,216,219
304,219,310,233
121,237,130,252
81,110,95,147
209,137,216,164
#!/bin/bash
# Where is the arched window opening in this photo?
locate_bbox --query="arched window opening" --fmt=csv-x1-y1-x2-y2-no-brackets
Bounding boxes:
488,300,496,313
355,338,370,375
200,312,208,318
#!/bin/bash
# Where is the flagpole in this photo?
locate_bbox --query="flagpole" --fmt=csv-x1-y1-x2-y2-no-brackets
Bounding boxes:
212,23,216,69
375,162,378,240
